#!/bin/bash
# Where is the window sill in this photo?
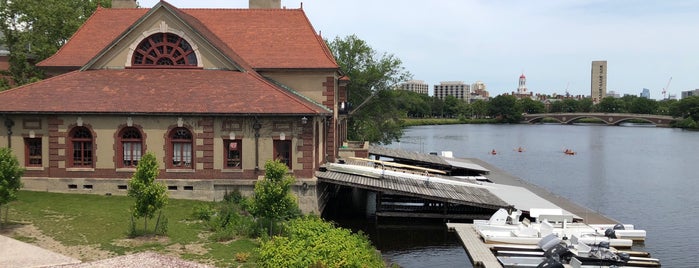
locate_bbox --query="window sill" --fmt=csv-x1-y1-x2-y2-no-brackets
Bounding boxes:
166,169,195,173
25,166,45,171
67,168,95,172
116,168,137,173
222,169,243,173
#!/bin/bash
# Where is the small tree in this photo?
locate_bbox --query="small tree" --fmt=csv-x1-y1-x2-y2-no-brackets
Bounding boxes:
127,152,168,234
0,147,23,227
250,160,300,235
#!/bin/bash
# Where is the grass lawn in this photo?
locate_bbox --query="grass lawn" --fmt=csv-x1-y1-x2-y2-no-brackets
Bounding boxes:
4,190,259,267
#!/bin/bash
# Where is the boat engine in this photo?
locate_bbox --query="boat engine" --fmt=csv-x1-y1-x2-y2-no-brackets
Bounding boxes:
536,257,564,268
604,228,617,239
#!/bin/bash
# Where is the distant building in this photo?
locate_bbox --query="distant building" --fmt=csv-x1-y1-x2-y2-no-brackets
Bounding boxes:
681,89,699,99
0,32,10,86
591,60,607,103
399,80,429,95
607,90,621,98
470,81,489,101
640,88,650,98
434,81,470,102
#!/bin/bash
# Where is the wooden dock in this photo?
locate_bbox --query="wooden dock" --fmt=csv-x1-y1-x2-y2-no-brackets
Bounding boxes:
446,223,501,268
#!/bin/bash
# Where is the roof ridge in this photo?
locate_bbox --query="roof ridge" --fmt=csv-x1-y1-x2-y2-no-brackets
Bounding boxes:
37,7,105,67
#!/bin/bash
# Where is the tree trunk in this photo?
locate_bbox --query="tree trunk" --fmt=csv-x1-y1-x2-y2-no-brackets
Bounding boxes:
154,210,162,233
144,217,148,233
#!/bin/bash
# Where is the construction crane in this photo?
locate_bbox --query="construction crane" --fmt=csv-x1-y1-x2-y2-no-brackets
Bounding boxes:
662,77,672,100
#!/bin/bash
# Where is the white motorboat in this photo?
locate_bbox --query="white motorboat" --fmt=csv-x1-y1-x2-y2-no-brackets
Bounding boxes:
474,208,643,247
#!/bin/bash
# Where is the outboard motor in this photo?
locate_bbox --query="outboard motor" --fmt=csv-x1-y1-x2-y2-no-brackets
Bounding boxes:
613,223,625,230
598,241,611,249
544,244,573,263
604,228,617,239
536,257,564,268
617,252,631,262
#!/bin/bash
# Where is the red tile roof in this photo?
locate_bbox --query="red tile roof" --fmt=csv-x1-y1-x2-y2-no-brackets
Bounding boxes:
38,6,338,70
0,69,330,115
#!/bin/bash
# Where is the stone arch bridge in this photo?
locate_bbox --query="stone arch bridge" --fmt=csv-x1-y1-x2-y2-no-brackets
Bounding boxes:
522,113,676,127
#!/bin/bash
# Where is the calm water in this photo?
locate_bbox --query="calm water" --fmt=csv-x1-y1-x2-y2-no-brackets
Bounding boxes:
340,124,699,267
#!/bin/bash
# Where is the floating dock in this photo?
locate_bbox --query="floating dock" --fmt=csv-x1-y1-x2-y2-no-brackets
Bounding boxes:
446,223,500,268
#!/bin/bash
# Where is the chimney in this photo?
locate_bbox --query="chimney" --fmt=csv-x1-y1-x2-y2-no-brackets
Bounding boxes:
112,0,138,8
249,0,281,9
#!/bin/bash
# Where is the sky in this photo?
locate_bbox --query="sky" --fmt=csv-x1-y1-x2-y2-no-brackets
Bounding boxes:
138,0,699,99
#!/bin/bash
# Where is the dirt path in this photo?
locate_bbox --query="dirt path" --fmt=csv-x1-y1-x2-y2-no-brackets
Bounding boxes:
1,223,115,262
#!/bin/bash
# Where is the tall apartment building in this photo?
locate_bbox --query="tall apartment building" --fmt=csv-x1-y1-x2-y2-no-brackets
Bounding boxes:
434,81,470,102
640,88,650,99
591,60,607,103
471,80,489,98
399,80,429,95
681,89,699,99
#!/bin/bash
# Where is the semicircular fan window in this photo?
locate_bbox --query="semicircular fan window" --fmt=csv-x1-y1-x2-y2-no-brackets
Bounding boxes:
131,32,198,67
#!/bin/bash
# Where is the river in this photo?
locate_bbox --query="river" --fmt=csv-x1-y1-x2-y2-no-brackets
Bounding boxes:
331,123,699,267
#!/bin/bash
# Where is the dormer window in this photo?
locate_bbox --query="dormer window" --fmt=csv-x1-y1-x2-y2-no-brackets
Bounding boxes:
131,32,198,68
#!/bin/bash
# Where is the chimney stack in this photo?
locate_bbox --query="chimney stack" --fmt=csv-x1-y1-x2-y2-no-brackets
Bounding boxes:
112,0,138,8
249,0,281,9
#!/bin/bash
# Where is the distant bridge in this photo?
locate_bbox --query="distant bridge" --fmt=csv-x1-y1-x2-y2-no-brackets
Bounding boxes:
522,113,677,127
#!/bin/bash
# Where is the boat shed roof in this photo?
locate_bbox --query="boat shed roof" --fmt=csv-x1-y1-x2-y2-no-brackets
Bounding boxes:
316,162,510,210
487,183,580,221
368,146,490,174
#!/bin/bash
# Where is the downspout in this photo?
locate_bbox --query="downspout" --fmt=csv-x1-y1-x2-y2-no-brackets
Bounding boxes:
252,117,262,171
4,116,14,148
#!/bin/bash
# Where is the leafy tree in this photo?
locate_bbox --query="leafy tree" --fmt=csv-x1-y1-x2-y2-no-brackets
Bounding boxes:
0,147,23,226
597,97,624,113
326,35,412,144
577,98,594,113
471,99,489,119
670,96,699,122
393,90,432,118
258,215,383,268
443,95,462,118
250,160,300,235
127,152,168,233
516,98,545,114
488,95,521,123
629,97,658,114
0,0,110,87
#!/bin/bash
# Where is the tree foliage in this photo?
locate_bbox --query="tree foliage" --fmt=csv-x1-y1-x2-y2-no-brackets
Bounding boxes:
326,35,412,144
670,96,699,122
250,160,300,233
127,152,168,233
0,147,23,226
488,95,521,123
258,215,383,268
0,0,110,87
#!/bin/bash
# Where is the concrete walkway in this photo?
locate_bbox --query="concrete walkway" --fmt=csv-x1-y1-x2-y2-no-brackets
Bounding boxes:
0,235,81,268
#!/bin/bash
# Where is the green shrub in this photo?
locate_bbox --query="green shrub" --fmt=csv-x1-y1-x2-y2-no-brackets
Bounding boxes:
258,216,383,268
192,204,216,221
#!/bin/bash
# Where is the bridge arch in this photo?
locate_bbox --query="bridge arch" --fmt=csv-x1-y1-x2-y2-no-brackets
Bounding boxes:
522,113,676,127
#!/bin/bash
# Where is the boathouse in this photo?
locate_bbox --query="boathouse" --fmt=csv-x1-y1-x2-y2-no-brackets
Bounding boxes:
0,1,348,213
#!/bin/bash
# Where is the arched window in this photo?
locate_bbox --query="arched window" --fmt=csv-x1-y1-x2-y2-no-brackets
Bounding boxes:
131,32,198,67
119,127,143,168
70,127,93,167
169,127,193,168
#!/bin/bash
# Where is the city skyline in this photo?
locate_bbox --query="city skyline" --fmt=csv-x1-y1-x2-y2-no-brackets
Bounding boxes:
139,0,699,100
